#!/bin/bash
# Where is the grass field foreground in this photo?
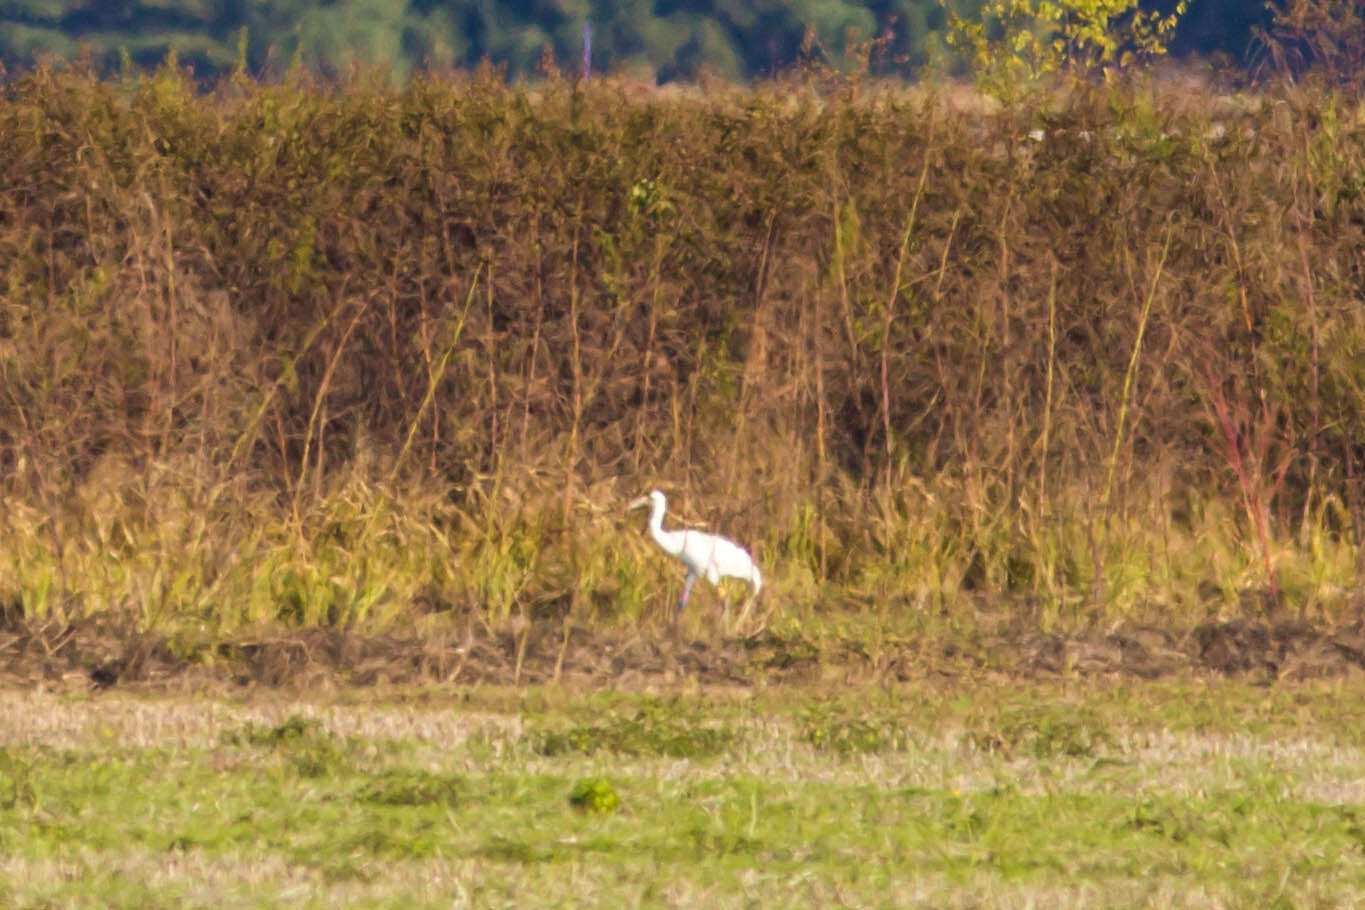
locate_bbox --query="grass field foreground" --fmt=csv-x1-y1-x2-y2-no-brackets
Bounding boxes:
1,679,1364,906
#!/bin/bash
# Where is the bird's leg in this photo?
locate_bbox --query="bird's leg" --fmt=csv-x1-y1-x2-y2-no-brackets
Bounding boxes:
676,571,697,626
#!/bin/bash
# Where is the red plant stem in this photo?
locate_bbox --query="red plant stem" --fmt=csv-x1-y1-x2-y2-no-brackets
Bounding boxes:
1203,362,1283,604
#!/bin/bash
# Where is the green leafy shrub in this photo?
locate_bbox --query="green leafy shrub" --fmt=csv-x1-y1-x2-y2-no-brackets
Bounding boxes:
947,0,1187,98
568,777,621,815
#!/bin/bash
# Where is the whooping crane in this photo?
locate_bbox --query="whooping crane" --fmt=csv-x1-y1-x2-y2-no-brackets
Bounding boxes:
628,489,762,622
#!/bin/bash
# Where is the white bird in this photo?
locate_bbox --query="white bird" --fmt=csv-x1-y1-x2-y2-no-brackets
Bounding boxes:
628,489,762,622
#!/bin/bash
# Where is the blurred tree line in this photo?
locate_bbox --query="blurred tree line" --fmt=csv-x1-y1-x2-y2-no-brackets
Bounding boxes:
0,0,1271,83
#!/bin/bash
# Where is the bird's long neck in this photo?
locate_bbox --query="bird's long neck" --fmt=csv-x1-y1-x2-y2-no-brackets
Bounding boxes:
648,498,684,557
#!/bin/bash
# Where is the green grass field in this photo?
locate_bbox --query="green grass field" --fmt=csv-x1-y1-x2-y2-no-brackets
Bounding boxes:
2,677,1363,906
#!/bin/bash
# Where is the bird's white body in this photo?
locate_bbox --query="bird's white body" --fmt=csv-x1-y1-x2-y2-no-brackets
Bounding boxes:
629,490,761,618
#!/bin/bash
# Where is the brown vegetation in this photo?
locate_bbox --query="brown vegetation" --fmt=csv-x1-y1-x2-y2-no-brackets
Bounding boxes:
2,62,1364,682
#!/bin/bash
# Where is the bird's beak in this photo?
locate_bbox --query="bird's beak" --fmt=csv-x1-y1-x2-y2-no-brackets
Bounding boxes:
627,496,649,511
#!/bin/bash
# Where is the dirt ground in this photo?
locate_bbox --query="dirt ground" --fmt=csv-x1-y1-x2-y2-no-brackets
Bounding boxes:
3,602,1365,694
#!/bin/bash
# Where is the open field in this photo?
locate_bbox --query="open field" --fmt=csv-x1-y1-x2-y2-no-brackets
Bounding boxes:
1,675,1364,907
4,56,1365,907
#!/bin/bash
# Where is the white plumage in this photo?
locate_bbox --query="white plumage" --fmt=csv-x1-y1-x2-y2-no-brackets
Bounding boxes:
628,489,762,620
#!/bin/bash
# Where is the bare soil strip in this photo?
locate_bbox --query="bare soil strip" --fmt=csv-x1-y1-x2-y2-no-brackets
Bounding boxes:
3,609,1364,694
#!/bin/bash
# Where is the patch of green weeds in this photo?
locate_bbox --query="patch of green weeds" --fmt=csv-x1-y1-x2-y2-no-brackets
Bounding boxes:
0,747,39,810
221,713,317,747
568,777,621,815
799,706,914,756
685,823,764,858
475,835,613,863
325,820,448,860
356,769,466,807
221,714,352,777
940,791,992,840
532,700,735,759
460,723,519,762
1122,799,1228,845
967,706,1116,759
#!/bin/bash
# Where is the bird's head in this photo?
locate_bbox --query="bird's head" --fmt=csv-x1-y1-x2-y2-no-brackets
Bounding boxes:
628,489,666,512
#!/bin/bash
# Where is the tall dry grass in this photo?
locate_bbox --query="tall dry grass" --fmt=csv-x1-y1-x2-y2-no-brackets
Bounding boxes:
1,61,1363,657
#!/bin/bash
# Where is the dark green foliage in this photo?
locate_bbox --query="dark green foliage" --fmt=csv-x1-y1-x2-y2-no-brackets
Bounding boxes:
0,0,943,83
568,777,621,814
0,0,1320,85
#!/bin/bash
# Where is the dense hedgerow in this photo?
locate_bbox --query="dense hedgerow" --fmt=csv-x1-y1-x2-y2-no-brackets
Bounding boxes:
1,62,1363,642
